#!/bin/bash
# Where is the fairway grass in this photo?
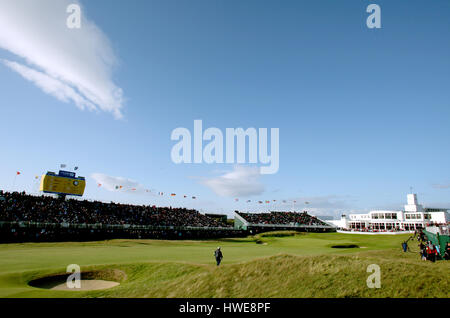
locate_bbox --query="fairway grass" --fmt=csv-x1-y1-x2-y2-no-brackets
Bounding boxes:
0,233,448,298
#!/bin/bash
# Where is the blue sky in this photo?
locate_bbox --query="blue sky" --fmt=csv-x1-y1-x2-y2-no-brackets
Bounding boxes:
0,0,449,217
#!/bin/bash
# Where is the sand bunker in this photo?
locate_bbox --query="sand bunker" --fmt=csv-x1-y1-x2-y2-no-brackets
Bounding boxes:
50,280,119,291
29,269,125,291
331,244,359,249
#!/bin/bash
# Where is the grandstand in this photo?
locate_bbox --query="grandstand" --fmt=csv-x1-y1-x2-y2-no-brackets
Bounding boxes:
0,191,242,242
0,190,336,242
234,210,336,233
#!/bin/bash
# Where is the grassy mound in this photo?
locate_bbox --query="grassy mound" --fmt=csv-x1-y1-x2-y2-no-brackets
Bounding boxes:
252,230,302,244
90,251,449,298
257,231,302,238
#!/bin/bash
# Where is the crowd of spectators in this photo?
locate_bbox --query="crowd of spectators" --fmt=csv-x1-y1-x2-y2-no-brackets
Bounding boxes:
237,211,329,227
0,191,230,228
410,229,450,262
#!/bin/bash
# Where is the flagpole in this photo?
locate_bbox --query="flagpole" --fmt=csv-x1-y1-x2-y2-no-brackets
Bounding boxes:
12,173,18,192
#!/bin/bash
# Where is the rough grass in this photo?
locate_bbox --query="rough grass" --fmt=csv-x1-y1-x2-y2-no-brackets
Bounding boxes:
0,232,448,298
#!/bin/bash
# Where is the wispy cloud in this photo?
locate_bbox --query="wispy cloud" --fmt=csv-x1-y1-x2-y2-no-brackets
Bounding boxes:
200,166,265,197
432,184,450,189
2,60,96,111
269,195,358,219
91,173,145,193
0,0,124,118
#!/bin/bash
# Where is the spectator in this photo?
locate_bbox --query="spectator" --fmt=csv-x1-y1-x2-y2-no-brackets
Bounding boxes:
401,241,408,252
444,243,450,261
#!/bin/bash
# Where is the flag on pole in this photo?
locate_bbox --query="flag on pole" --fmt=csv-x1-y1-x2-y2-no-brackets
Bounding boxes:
171,193,176,196
192,196,196,199
98,183,102,187
246,200,251,203
74,166,79,171
16,171,21,175
265,200,270,204
60,164,66,168
115,186,119,190
35,176,39,180
184,195,187,198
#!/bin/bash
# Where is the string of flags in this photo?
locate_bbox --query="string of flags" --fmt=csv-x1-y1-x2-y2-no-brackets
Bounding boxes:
95,184,200,200
12,170,307,205
233,198,308,205
11,170,203,201
60,164,78,171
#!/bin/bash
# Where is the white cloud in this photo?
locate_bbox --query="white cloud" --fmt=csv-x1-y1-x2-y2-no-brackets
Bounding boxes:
0,0,124,118
91,173,145,193
201,166,265,197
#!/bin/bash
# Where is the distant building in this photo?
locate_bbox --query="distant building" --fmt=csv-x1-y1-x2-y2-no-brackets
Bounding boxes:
328,194,449,232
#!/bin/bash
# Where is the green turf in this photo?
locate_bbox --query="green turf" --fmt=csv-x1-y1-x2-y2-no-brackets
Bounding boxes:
0,232,448,298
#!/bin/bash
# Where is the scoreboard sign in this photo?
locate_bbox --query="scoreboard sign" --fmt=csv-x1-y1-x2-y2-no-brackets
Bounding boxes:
39,171,86,196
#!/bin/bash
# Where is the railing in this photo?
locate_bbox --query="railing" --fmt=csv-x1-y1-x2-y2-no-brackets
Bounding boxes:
0,221,236,232
247,223,335,229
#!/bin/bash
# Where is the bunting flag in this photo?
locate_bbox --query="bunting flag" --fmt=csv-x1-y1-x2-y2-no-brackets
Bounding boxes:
98,183,102,187
16,171,21,175
229,198,308,205
184,195,187,198
171,193,176,196
192,196,196,199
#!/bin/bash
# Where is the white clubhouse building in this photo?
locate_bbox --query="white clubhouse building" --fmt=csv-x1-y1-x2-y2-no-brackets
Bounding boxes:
329,194,449,232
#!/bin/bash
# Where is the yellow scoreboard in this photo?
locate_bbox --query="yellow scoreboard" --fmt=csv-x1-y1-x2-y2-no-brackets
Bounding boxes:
39,171,86,197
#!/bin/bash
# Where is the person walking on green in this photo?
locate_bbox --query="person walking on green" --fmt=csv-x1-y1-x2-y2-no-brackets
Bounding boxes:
214,247,223,266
